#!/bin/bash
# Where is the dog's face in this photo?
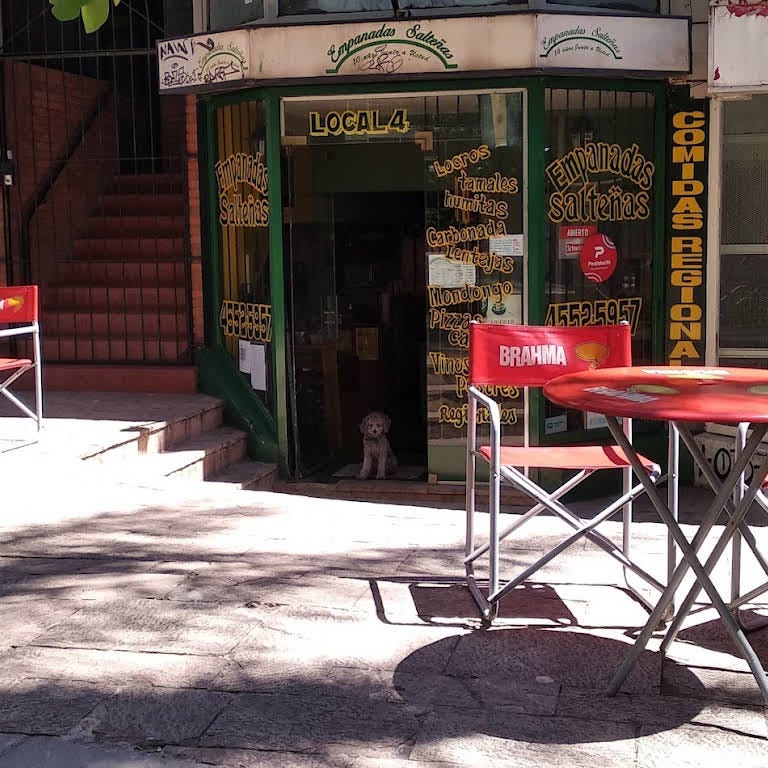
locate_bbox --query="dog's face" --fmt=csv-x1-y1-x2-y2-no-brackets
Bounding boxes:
360,411,390,440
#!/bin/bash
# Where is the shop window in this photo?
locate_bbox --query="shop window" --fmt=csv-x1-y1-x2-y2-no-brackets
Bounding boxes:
541,0,658,11
213,100,273,409
210,1,265,29
543,87,656,437
280,91,525,479
423,91,526,467
207,0,658,26
720,94,768,362
275,0,650,16
277,0,518,13
279,0,390,13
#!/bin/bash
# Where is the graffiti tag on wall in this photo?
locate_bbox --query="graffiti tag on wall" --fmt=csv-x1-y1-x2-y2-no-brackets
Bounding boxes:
158,31,249,90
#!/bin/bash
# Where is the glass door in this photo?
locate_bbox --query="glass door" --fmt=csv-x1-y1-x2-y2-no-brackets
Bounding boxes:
282,95,428,478
282,141,340,476
281,89,526,481
423,91,526,478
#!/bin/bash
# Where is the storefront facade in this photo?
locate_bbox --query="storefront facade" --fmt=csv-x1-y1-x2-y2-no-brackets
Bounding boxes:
692,0,768,485
158,11,690,481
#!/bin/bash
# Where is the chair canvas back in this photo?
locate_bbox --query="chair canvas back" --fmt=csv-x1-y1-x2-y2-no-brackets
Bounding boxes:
469,322,632,388
0,286,38,324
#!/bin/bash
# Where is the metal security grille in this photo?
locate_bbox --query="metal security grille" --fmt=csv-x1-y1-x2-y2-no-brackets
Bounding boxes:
544,87,656,363
543,86,656,435
0,0,192,365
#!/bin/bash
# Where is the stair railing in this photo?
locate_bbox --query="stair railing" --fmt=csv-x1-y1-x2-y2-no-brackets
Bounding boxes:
20,87,115,285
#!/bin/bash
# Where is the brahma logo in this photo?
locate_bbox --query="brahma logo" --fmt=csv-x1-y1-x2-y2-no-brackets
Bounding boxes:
499,345,567,367
0,296,23,313
575,341,610,369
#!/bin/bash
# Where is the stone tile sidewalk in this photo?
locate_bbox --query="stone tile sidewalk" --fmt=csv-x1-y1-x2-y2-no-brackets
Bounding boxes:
0,397,766,766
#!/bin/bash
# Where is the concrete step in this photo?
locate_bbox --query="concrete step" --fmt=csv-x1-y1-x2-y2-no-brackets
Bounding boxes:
72,236,184,260
84,214,185,239
110,173,185,195
99,192,185,217
80,395,225,463
105,426,248,484
205,459,279,491
52,260,185,287
45,282,184,310
43,335,189,363
273,479,528,507
45,310,186,337
41,364,198,393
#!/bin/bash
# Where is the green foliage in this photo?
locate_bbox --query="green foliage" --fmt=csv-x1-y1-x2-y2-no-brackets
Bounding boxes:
50,0,120,34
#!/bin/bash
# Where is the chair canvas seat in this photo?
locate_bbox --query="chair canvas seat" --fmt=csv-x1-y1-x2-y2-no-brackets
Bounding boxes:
479,444,658,472
465,321,667,624
0,286,43,431
0,357,33,372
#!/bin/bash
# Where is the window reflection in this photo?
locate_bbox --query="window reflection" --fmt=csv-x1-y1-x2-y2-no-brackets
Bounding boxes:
275,0,651,17
210,0,264,28
542,0,657,12
207,0,661,27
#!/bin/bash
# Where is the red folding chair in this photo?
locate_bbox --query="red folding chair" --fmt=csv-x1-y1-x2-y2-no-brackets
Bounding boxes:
0,285,43,431
465,321,664,623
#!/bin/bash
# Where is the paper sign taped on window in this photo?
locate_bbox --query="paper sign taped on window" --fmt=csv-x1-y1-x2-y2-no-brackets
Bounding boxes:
428,253,476,287
249,343,267,391
488,234,523,257
238,339,250,374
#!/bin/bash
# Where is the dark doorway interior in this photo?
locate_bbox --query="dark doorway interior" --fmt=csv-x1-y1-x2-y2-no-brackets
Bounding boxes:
334,190,427,468
284,139,428,479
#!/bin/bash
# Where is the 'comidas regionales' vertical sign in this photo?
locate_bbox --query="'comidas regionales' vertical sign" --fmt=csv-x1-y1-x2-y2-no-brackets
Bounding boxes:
666,88,709,366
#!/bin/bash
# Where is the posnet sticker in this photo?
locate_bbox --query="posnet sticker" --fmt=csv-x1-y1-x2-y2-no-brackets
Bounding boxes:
580,234,618,283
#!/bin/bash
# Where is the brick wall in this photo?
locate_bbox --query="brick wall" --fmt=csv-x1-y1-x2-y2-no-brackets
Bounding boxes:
1,61,114,288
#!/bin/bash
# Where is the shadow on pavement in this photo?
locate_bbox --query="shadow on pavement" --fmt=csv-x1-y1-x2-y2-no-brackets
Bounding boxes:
393,627,707,743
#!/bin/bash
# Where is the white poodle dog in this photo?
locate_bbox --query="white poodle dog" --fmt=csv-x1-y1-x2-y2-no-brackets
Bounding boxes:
358,411,398,480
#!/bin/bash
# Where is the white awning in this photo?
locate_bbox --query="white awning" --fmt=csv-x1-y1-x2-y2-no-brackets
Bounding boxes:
158,12,691,93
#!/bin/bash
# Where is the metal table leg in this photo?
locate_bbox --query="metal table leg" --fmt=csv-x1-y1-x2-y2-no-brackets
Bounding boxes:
730,423,768,631
659,424,768,651
603,417,768,704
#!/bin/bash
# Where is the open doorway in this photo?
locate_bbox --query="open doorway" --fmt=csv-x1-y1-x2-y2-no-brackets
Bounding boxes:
283,139,427,479
334,190,427,470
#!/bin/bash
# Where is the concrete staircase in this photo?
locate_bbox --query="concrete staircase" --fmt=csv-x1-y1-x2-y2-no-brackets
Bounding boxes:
67,393,277,492
41,172,195,393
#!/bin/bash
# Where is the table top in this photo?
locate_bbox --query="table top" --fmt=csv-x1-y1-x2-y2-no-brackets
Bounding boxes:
543,366,768,423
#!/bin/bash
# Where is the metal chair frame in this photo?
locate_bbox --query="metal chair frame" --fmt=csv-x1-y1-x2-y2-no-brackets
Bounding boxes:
464,321,666,624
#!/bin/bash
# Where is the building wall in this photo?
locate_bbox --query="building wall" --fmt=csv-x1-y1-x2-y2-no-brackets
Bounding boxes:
671,0,710,95
185,94,205,351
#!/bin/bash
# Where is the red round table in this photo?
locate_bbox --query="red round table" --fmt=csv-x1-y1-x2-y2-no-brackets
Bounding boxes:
544,365,768,703
543,365,768,424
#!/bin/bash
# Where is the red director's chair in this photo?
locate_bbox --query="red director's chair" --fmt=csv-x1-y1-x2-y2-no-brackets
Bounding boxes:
0,285,43,431
465,321,665,624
